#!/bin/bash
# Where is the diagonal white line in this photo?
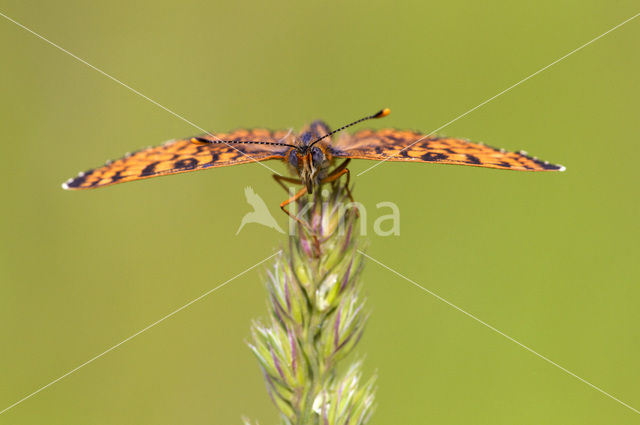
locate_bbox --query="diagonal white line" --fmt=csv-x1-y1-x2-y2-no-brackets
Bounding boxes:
0,11,283,176
357,11,640,177
0,250,281,416
358,249,640,416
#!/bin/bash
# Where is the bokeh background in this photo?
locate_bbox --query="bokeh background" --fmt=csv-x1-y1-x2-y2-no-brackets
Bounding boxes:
1,1,639,424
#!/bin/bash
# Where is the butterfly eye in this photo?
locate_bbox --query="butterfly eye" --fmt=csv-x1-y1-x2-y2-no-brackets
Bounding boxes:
310,147,324,166
289,150,299,169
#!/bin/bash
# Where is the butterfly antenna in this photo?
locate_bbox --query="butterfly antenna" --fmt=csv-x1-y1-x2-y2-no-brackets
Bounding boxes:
191,137,296,148
309,108,390,147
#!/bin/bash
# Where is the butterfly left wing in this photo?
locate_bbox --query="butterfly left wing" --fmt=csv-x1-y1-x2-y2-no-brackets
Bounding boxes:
331,129,564,171
63,129,293,190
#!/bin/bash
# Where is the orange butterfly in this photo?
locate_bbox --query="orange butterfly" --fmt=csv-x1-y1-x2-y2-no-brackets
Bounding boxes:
63,108,564,216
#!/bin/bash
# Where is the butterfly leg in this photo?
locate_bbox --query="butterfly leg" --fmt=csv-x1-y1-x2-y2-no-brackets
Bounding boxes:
322,159,355,203
327,158,351,177
272,174,303,193
279,185,314,231
273,174,314,230
321,160,360,218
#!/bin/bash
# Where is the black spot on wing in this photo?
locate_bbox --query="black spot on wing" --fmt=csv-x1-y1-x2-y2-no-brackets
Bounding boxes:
384,133,405,144
532,157,564,170
328,146,348,157
421,152,448,162
517,151,564,171
465,154,482,165
110,170,125,182
173,158,199,170
65,169,92,188
65,178,82,188
202,152,219,168
140,161,161,177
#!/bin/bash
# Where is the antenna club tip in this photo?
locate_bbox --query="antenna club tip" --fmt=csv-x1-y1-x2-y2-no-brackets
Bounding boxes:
375,108,391,118
191,137,208,145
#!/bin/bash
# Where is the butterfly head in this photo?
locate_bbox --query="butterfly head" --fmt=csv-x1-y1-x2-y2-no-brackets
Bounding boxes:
288,144,328,194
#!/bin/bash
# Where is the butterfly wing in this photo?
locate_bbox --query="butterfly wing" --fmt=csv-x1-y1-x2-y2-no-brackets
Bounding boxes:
331,129,564,171
63,129,293,189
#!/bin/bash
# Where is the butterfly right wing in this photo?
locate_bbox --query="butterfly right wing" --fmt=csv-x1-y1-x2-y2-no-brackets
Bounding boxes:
331,129,565,171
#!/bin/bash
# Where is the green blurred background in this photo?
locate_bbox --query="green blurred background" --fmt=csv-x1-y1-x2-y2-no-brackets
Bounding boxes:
1,1,639,423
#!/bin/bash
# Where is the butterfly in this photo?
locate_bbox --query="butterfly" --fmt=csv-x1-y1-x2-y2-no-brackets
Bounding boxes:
63,108,564,216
